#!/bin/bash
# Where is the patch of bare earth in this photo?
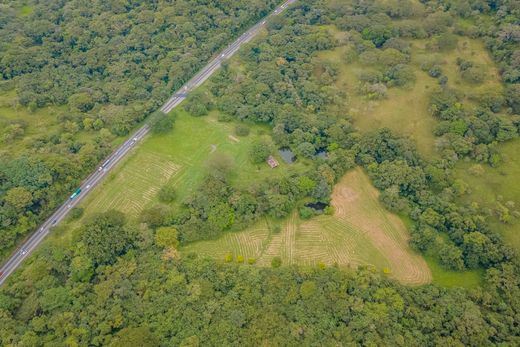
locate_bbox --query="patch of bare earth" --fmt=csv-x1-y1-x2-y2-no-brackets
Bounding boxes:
332,168,432,285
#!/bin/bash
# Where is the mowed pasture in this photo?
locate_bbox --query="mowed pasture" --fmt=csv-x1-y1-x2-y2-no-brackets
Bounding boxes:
70,110,301,223
83,152,180,215
183,168,432,285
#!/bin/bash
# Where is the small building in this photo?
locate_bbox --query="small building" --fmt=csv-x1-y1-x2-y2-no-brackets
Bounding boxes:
267,155,279,169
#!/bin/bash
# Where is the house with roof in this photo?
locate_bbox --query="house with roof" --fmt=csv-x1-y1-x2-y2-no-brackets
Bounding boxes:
267,155,279,168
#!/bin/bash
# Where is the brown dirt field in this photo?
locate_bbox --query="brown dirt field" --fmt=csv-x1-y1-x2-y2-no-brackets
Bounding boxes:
331,168,432,285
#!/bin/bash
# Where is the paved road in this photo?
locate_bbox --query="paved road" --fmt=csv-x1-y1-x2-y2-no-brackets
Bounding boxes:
0,0,296,286
161,0,296,113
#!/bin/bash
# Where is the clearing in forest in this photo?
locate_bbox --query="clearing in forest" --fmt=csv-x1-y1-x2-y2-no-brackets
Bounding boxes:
183,168,432,285
455,139,520,251
317,34,503,158
68,110,303,224
0,91,64,157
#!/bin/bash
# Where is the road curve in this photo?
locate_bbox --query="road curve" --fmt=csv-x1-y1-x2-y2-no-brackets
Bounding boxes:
0,0,296,287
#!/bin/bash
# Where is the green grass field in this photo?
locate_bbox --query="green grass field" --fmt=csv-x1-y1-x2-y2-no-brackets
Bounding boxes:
455,139,520,251
424,255,483,288
318,46,437,157
317,35,502,158
0,91,64,156
70,110,308,224
184,168,432,285
49,27,500,289
399,215,484,288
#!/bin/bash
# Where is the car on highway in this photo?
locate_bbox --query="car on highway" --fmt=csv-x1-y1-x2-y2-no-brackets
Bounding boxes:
0,1,288,288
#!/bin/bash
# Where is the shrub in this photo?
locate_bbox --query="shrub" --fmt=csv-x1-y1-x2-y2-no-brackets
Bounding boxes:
155,227,179,249
435,33,458,51
461,67,485,84
358,70,383,84
382,38,410,53
438,75,448,86
428,65,442,78
385,64,416,87
358,49,381,66
235,124,250,137
158,185,176,203
299,206,315,219
217,113,233,122
380,48,409,66
324,206,335,215
224,253,233,263
271,256,282,268
362,83,387,99
249,139,271,164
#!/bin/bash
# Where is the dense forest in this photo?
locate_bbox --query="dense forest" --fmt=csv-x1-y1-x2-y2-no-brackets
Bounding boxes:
0,0,279,258
1,0,520,345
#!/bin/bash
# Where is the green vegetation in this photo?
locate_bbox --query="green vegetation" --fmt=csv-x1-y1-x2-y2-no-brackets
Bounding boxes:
1,0,519,345
455,139,520,250
19,5,32,16
424,255,483,288
0,0,280,259
70,111,304,224
184,168,432,285
317,32,506,158
0,91,113,259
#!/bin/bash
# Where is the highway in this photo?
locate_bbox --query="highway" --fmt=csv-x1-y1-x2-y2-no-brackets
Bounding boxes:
161,0,296,113
0,0,296,286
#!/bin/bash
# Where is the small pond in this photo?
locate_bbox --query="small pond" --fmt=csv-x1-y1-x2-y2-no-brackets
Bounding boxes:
305,202,329,212
279,148,296,164
316,149,328,159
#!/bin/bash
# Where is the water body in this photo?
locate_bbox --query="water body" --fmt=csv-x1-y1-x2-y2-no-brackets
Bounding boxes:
279,148,296,164
305,202,328,212
316,149,328,159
